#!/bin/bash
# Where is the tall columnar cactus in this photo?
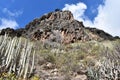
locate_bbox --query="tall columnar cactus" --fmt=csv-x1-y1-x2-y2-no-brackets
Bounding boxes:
87,47,120,80
0,35,35,79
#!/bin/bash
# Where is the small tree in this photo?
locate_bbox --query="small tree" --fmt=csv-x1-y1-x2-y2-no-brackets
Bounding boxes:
55,8,62,12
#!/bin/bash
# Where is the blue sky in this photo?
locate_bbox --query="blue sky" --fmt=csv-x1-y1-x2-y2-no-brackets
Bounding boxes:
0,0,120,36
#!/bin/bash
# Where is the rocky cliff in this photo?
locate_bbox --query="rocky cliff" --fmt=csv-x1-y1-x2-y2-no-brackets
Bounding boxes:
0,10,120,80
0,10,118,44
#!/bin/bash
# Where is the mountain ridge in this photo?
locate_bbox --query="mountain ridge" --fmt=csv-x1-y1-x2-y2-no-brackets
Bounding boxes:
0,10,119,44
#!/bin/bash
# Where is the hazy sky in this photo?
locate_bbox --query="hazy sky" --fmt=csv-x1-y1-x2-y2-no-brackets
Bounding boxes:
0,0,120,36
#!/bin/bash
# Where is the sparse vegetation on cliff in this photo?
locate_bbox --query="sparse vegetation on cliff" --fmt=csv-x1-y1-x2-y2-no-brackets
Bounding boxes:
0,10,120,80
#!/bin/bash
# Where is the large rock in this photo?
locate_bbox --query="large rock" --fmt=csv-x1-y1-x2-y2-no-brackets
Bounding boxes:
0,28,17,37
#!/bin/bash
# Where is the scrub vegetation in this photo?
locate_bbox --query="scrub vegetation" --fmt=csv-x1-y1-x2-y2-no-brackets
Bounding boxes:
0,34,119,80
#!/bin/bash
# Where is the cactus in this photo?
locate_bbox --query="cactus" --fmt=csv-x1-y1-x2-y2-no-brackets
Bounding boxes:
0,35,35,79
87,47,120,80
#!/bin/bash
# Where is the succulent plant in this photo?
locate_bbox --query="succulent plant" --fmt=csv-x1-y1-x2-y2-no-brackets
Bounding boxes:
0,34,35,79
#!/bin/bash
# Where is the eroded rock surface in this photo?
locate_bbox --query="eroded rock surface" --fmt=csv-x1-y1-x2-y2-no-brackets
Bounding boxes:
0,10,118,44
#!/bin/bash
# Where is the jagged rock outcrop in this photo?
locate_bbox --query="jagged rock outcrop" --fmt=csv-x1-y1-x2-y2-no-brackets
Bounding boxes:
85,27,114,40
0,10,119,43
0,28,19,37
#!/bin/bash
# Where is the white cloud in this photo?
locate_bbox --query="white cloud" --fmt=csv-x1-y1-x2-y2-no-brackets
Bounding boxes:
3,8,23,17
1,8,23,29
62,2,87,21
62,2,93,28
94,0,120,36
0,18,19,29
63,0,120,36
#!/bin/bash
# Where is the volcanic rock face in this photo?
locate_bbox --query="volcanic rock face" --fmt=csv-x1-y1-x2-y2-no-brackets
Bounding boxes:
0,10,117,43
24,10,91,44
0,28,22,37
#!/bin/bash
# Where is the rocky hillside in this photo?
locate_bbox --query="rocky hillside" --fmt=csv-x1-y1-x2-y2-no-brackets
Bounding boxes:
0,10,119,44
0,10,120,80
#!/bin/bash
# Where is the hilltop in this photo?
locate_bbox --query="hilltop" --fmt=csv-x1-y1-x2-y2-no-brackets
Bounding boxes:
0,10,119,44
